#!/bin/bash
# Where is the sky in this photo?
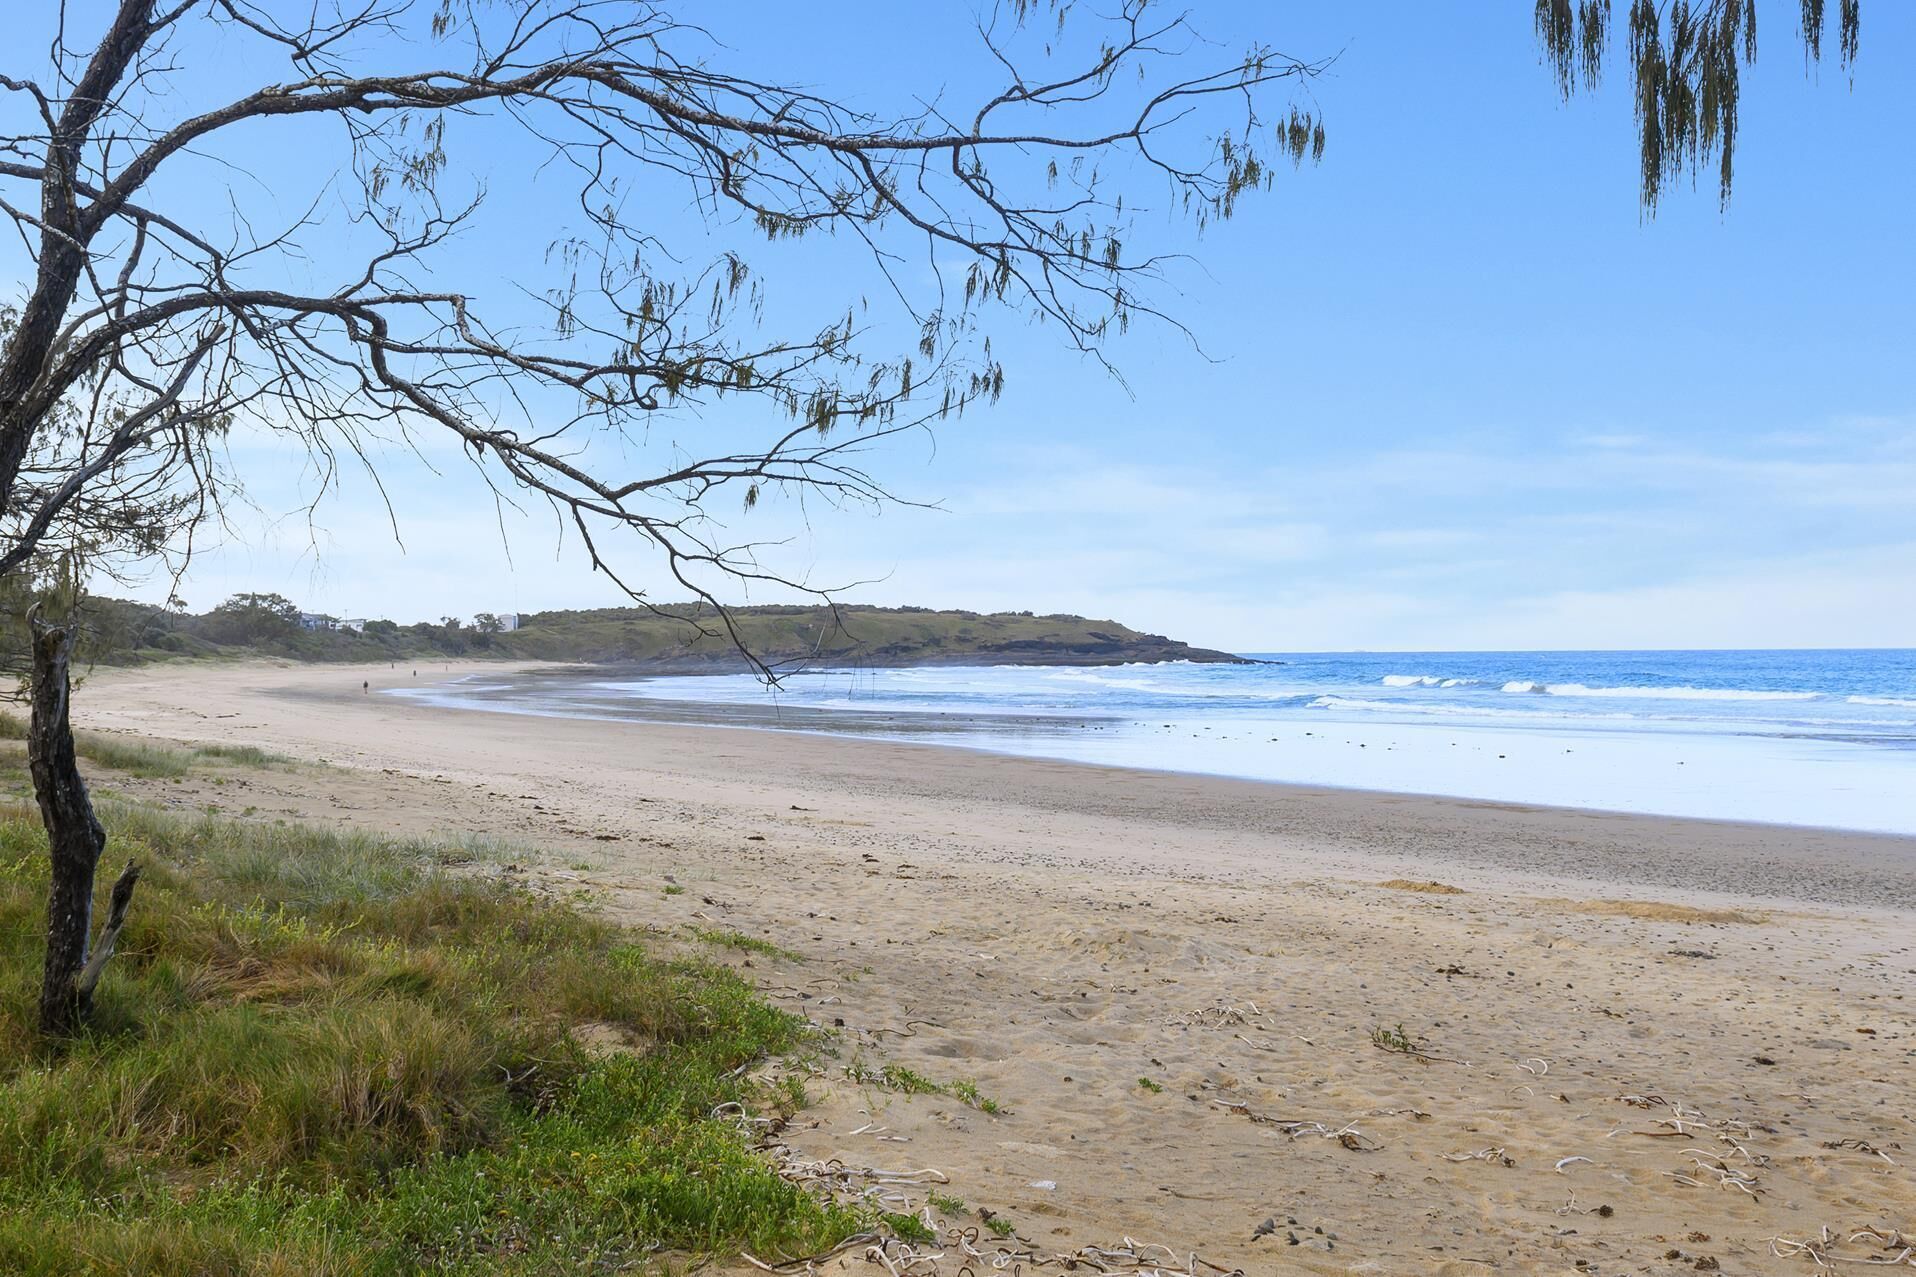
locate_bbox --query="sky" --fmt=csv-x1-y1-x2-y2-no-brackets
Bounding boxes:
6,2,1913,652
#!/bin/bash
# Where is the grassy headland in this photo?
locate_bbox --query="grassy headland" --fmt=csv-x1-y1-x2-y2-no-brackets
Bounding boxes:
54,598,1248,670
0,738,861,1275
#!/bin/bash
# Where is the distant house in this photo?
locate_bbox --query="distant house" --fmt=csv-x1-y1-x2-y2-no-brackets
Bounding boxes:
297,612,335,631
497,613,521,632
338,618,367,633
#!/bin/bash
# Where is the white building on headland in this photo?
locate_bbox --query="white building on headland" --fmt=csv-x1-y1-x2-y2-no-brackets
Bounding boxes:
338,618,367,633
496,613,521,631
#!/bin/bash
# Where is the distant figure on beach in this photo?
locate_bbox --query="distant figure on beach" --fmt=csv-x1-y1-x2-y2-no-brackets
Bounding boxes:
362,681,368,694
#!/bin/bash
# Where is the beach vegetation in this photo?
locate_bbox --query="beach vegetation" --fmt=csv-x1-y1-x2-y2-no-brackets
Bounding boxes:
1371,1023,1417,1054
695,928,804,963
928,1191,966,1215
877,1064,944,1096
0,789,865,1272
846,1061,1003,1114
1369,1021,1461,1065
948,1078,1003,1114
0,712,289,778
881,1212,937,1245
1137,1075,1164,1093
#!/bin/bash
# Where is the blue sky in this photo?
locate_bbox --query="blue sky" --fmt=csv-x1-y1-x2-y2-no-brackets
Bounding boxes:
10,3,1913,650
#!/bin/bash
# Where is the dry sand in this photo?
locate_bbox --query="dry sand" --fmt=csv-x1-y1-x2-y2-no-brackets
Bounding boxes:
76,660,1916,1275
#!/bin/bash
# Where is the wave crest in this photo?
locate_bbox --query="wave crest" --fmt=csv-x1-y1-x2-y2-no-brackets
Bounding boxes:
1499,681,1819,702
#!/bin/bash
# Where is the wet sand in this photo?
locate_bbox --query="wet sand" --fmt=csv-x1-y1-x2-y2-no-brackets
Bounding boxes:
77,660,1916,1274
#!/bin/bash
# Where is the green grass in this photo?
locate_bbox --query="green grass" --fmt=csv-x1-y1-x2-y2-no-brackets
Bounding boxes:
694,928,803,963
0,712,292,779
1136,1075,1163,1094
877,1064,943,1096
191,742,293,768
844,1061,1003,1114
879,1212,936,1244
0,798,864,1274
948,1079,1002,1114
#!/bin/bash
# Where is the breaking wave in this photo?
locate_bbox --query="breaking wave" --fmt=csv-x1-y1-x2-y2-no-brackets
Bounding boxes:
1501,681,1819,702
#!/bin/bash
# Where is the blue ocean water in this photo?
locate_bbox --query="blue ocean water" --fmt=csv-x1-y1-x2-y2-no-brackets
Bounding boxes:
407,650,1916,833
631,649,1916,738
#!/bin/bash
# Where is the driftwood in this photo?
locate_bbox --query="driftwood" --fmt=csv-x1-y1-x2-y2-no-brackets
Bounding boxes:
26,612,138,1036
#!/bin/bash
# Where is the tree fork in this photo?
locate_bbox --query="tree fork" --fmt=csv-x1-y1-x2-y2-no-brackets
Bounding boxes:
26,609,136,1036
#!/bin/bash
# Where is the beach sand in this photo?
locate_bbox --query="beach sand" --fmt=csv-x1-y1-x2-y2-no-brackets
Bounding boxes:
76,660,1916,1274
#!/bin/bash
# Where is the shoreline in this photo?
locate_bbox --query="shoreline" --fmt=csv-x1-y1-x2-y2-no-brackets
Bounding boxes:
410,675,1916,851
82,658,1916,913
67,658,1916,1272
400,658,1916,840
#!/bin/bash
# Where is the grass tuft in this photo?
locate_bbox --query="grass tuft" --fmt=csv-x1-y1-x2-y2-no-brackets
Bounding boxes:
694,928,803,962
0,794,861,1273
0,714,295,778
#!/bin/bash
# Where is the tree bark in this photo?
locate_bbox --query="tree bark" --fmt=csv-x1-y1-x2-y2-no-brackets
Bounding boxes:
0,1,157,511
27,616,131,1036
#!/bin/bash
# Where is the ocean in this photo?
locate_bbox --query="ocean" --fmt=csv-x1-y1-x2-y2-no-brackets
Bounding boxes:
397,649,1916,835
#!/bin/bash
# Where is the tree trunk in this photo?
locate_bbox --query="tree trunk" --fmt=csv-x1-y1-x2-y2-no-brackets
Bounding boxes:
27,617,135,1037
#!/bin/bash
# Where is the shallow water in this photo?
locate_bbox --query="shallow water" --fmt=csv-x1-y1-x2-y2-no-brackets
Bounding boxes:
393,649,1916,834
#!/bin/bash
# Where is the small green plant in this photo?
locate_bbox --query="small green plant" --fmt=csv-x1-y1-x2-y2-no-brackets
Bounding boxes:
882,1212,937,1244
1370,1021,1455,1064
878,1064,943,1096
775,1073,809,1115
949,1078,1002,1114
848,1063,1003,1113
662,883,686,895
1137,1075,1164,1093
928,1191,966,1215
985,1215,1017,1239
696,927,803,962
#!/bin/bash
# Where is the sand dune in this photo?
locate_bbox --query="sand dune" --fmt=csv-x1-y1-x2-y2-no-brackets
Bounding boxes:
78,661,1916,1274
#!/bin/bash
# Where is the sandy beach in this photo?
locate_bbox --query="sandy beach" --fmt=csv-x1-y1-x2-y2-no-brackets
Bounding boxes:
76,660,1916,1274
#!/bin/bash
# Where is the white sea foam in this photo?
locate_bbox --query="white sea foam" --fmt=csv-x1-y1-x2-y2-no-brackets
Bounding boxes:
1850,695,1916,709
1500,681,1819,702
1310,695,1632,721
1380,674,1481,688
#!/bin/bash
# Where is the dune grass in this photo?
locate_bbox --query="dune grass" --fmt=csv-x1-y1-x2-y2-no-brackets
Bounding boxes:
0,711,293,778
0,790,860,1274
